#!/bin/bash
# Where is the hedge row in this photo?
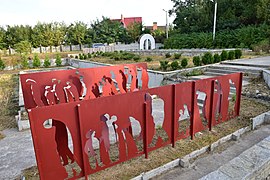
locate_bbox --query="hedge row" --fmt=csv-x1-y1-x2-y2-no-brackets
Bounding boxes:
165,24,270,50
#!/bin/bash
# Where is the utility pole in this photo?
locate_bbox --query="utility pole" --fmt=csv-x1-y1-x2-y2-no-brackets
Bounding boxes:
212,0,218,41
163,9,169,39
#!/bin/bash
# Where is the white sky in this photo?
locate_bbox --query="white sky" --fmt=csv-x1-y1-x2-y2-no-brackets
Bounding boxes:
0,0,175,27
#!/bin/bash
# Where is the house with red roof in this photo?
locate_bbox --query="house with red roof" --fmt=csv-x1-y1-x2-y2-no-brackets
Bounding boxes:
111,14,142,28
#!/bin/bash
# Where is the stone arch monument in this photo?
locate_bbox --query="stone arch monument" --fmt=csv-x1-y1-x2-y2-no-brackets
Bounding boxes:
139,34,155,50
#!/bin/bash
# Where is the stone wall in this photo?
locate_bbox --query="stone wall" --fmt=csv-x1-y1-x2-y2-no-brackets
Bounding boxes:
263,69,270,88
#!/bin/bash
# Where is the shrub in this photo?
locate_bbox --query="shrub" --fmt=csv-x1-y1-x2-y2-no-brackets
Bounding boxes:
83,54,87,60
160,60,169,71
181,58,188,68
213,54,221,63
185,69,204,76
145,57,153,62
87,53,92,58
21,54,29,69
79,54,83,60
43,54,50,68
228,51,235,60
75,55,78,59
171,61,180,70
165,53,171,58
33,53,41,68
174,53,181,59
114,55,121,61
234,49,242,59
0,57,5,70
193,56,201,66
202,52,213,65
55,54,62,66
220,50,228,61
133,55,141,62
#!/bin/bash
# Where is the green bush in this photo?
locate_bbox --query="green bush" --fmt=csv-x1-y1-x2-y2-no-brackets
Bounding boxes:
181,58,188,68
43,54,50,68
234,49,242,59
87,53,92,58
160,60,169,71
213,54,221,63
220,50,228,61
228,51,235,60
171,61,180,70
75,55,78,59
0,57,5,70
174,53,181,59
83,54,87,60
79,54,83,60
55,54,62,66
21,54,29,69
202,52,213,65
165,53,171,58
164,24,270,49
145,57,153,62
133,55,141,62
33,53,41,68
114,55,121,61
193,56,201,66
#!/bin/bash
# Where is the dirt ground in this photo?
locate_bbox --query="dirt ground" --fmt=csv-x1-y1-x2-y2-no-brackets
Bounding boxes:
22,95,270,180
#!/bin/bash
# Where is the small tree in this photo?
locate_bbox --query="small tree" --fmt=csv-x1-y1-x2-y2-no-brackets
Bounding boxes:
43,54,51,68
174,53,181,59
213,54,221,63
171,61,180,70
165,53,171,58
181,58,188,68
33,53,41,68
160,60,169,71
0,57,5,70
21,54,29,69
220,50,228,61
234,49,242,59
14,41,31,54
228,51,235,60
193,56,201,66
55,54,62,66
202,52,213,65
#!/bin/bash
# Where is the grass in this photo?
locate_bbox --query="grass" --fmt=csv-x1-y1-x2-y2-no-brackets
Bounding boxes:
22,96,270,179
0,72,19,139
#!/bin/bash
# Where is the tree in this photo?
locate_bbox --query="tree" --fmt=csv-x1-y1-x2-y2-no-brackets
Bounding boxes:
257,0,270,24
0,27,6,49
14,41,31,54
66,21,87,46
5,25,32,48
55,54,62,66
126,21,142,42
32,22,54,49
52,22,67,47
91,17,132,44
43,54,51,68
33,53,41,68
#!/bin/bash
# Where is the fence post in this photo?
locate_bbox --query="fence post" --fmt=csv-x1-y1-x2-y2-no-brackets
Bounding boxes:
209,80,215,131
190,81,196,140
171,84,176,148
143,102,149,159
236,72,243,116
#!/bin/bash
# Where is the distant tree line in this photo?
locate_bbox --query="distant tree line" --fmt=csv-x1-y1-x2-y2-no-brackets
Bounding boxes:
167,0,270,50
0,17,154,52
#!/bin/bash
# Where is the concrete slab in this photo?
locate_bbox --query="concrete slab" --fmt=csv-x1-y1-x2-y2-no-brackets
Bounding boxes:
222,56,270,68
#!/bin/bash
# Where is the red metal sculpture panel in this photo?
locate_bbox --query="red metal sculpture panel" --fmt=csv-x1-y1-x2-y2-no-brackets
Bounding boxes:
20,63,148,109
21,65,243,180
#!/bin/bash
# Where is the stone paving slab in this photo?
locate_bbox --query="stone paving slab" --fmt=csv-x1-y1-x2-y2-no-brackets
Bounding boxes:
201,137,270,180
222,56,270,68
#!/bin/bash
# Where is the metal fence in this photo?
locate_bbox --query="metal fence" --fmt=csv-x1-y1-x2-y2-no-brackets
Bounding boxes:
20,63,242,179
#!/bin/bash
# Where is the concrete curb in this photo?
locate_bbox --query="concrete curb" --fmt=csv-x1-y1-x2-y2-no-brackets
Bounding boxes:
132,111,270,180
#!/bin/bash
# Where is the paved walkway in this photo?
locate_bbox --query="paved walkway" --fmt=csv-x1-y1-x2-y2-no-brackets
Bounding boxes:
0,129,36,179
156,124,270,180
222,56,270,68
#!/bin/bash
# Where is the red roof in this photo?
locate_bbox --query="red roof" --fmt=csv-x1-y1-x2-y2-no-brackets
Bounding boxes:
111,16,142,28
